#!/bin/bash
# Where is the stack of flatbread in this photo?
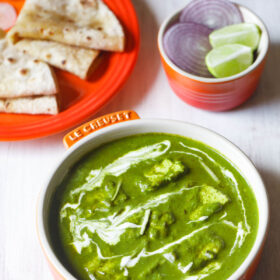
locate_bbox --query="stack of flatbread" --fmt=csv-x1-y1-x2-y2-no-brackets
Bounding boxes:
1,0,125,115
0,29,59,114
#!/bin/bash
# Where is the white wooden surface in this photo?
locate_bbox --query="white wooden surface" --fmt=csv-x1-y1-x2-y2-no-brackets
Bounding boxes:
1,0,280,279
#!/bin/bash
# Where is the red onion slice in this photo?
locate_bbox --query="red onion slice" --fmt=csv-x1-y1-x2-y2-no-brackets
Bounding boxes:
163,23,213,77
180,0,244,30
0,3,17,30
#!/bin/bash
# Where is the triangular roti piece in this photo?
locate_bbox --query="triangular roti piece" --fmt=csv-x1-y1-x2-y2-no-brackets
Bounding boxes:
8,0,125,52
14,39,100,79
0,96,58,115
0,33,58,98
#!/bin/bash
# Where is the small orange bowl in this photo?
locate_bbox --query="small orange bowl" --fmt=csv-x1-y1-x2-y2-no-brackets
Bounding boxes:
158,4,269,111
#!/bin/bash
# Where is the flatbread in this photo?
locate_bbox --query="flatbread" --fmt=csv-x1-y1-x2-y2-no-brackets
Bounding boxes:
14,39,100,79
0,33,58,98
0,28,5,38
0,96,58,115
8,0,125,52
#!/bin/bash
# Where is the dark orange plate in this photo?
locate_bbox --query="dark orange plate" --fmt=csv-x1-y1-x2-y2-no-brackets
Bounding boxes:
0,0,140,141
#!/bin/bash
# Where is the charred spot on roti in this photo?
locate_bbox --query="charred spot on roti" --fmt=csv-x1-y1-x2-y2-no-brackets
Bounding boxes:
46,53,52,59
34,13,41,19
5,101,11,109
61,60,67,65
34,4,41,11
86,36,92,41
80,0,97,8
20,68,29,75
12,32,20,43
7,57,16,63
97,27,103,31
33,59,40,63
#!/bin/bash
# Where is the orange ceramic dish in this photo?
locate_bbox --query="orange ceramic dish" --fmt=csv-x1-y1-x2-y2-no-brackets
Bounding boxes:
0,0,140,141
158,4,269,111
37,111,269,280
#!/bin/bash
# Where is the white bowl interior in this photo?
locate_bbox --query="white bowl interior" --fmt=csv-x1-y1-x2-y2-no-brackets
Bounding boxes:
38,120,269,280
158,4,269,83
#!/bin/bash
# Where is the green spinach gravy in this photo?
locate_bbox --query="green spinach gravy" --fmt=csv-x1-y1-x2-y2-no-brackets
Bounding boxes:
50,133,258,280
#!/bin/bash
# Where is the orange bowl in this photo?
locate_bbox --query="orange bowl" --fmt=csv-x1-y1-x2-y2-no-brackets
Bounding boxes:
37,112,269,280
158,4,269,111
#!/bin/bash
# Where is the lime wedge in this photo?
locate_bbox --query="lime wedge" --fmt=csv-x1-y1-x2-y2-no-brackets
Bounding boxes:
205,44,253,78
209,23,261,51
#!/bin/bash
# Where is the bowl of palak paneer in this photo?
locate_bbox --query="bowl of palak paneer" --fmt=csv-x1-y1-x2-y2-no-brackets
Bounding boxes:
37,115,269,280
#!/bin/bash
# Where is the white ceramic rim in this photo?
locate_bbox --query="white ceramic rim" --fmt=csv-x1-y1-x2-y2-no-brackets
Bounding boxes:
158,3,270,83
37,119,269,280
